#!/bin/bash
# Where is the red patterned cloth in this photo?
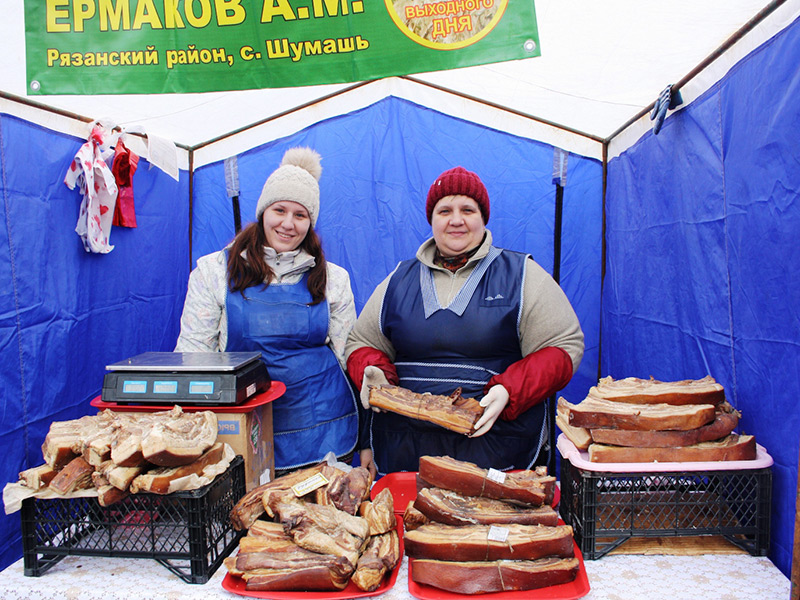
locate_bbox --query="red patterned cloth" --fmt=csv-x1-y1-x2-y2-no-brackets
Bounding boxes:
112,139,139,227
433,244,481,272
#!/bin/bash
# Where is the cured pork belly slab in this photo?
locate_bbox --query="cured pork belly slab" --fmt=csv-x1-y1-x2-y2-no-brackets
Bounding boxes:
590,375,725,406
225,518,355,591
369,385,483,435
359,487,397,534
412,557,580,594
18,464,58,490
590,407,739,448
419,455,555,507
42,412,117,469
266,492,370,568
48,456,94,495
352,529,401,592
414,486,559,527
140,406,217,466
564,396,716,431
404,522,574,561
403,501,429,531
240,565,352,591
229,463,325,531
588,433,757,463
556,397,593,450
316,465,373,515
129,442,226,494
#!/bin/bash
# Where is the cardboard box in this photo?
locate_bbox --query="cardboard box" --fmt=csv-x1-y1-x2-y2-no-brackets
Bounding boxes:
215,402,274,490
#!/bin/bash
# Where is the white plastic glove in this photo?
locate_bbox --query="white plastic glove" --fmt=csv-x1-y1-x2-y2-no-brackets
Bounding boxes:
360,366,389,411
470,384,510,437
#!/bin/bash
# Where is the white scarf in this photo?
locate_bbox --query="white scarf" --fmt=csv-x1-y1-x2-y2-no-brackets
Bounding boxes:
262,247,316,279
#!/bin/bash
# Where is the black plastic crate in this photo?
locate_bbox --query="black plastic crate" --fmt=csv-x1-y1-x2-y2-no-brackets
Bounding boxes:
558,455,771,559
21,455,246,583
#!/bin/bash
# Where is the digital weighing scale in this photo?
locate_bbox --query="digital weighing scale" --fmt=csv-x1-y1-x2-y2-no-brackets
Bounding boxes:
102,351,271,406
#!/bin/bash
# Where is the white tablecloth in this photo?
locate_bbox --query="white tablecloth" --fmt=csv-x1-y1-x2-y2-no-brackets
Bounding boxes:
0,552,790,600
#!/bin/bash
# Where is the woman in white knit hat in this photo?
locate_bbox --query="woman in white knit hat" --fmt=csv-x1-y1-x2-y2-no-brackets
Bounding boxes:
175,147,358,474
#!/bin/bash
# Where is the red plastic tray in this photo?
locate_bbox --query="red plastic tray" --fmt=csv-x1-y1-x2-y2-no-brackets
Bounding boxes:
371,472,420,514
371,471,560,513
221,516,404,599
407,541,590,600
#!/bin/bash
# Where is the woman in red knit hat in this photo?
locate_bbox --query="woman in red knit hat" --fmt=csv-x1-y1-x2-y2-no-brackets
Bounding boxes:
345,166,584,478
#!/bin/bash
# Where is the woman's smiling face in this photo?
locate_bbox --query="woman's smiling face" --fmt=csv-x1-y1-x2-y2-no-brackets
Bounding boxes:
262,201,311,253
431,195,486,257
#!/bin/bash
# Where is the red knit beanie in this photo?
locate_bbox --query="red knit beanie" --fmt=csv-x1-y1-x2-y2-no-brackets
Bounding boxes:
426,166,490,224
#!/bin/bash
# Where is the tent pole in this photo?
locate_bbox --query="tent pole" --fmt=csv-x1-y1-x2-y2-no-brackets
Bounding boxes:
549,146,568,475
792,444,800,599
0,90,192,150
403,76,604,143
553,185,564,285
549,181,564,476
598,142,608,382
190,81,373,151
0,90,92,125
188,149,195,270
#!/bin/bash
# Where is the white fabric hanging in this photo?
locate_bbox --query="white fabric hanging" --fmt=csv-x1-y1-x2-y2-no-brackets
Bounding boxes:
64,124,118,254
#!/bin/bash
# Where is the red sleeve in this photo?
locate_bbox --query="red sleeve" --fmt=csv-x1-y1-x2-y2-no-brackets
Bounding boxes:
346,347,400,390
484,346,574,421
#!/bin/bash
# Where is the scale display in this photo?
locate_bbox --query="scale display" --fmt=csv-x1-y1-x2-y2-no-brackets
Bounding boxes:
102,352,271,406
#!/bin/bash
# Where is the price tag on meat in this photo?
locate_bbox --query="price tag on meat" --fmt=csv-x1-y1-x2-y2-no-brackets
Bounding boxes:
486,468,507,483
291,472,329,497
487,525,509,542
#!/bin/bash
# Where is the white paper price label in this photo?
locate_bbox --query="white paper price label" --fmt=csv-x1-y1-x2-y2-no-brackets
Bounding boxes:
486,468,506,483
291,472,329,497
487,525,509,542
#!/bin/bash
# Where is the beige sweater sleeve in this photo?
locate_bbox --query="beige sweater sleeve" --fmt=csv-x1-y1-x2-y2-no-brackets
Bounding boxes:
518,258,584,373
345,272,397,362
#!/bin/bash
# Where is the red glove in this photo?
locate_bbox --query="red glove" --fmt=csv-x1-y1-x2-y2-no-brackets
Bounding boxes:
485,346,573,421
346,347,399,390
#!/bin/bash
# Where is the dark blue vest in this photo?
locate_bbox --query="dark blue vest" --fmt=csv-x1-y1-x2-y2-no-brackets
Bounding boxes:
226,272,357,470
371,247,546,474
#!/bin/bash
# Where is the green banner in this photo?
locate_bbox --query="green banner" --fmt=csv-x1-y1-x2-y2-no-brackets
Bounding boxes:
24,0,539,96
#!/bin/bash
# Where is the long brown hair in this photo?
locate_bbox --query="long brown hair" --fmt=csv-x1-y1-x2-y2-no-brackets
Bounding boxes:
226,221,328,305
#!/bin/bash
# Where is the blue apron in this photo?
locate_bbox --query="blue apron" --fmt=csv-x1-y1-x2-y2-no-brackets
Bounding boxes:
226,272,358,470
371,247,546,475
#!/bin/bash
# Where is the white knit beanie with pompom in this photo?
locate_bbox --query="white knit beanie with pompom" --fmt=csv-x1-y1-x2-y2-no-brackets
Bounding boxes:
255,147,322,225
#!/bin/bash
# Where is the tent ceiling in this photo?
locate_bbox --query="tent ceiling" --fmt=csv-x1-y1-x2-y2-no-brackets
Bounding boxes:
1,1,794,151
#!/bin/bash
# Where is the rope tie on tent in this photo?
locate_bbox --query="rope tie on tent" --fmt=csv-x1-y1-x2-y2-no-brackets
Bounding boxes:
650,84,684,134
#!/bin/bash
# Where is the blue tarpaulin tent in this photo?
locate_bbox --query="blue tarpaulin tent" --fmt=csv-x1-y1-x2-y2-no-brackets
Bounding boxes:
1,0,798,581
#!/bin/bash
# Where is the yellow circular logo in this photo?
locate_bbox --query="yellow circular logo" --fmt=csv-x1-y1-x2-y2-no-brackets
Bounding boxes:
386,0,509,50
